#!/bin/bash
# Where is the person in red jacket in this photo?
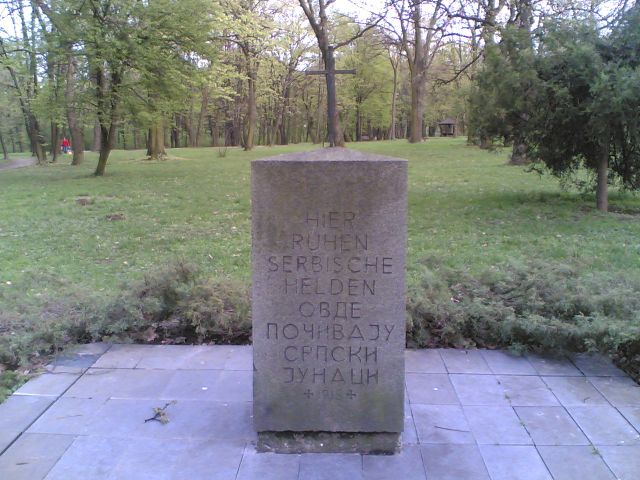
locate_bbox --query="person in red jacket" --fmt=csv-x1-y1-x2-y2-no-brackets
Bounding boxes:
61,137,70,154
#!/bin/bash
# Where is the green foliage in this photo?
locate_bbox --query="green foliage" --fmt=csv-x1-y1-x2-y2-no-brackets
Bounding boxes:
0,370,28,403
0,261,250,371
407,258,640,378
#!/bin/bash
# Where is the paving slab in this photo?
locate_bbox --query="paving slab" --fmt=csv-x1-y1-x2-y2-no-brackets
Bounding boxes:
619,406,640,431
498,375,559,407
0,395,55,452
14,372,80,397
537,446,615,480
588,376,640,407
463,406,532,445
541,376,608,406
480,350,537,375
27,397,108,435
479,445,552,480
440,349,492,374
107,437,246,480
598,446,640,480
571,353,628,377
43,436,128,480
412,404,474,444
362,445,426,480
236,447,300,480
406,373,459,405
514,406,589,446
63,368,174,399
0,433,74,480
567,406,640,445
298,453,363,480
450,374,510,406
526,354,583,377
405,349,447,374
91,343,156,369
420,444,490,480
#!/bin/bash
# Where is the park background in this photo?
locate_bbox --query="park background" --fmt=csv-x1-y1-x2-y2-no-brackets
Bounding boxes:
0,0,639,400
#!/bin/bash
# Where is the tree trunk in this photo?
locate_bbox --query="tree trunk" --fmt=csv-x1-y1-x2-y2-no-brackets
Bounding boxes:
50,123,60,162
596,146,609,212
94,125,113,176
147,121,166,159
509,140,529,165
389,68,398,140
65,55,84,165
92,122,101,151
409,73,425,143
0,129,8,160
244,67,257,151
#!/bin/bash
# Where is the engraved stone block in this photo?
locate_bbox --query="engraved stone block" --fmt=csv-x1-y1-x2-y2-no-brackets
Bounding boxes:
251,148,407,453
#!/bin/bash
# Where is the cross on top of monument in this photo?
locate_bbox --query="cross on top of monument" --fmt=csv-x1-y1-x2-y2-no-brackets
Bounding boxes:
305,45,356,147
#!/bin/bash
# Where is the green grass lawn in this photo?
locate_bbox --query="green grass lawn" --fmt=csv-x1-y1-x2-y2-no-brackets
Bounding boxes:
0,139,638,299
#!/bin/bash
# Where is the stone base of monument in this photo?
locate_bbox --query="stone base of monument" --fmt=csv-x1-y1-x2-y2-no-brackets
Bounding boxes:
257,431,400,455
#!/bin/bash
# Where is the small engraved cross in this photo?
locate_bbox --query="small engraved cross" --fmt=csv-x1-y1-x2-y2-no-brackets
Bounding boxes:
346,390,357,399
303,389,313,399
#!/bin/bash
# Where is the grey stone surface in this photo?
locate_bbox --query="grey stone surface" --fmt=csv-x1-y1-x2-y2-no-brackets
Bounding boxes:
91,343,156,369
480,350,537,375
43,436,127,480
160,369,224,400
0,395,54,452
108,437,245,480
27,397,107,435
236,447,300,480
514,406,589,446
298,453,363,480
541,376,608,406
450,374,511,406
440,349,492,374
252,149,407,439
0,433,74,480
537,446,616,480
2,344,640,479
463,406,532,445
63,367,174,399
480,445,552,480
526,354,583,377
588,376,640,407
406,373,459,405
405,349,446,373
362,445,426,480
567,406,640,445
498,375,559,406
619,406,640,431
598,446,640,480
14,373,80,397
571,353,628,377
421,444,490,480
412,404,474,444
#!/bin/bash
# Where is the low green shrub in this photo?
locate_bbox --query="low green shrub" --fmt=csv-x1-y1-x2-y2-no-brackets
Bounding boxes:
407,259,640,380
0,261,251,371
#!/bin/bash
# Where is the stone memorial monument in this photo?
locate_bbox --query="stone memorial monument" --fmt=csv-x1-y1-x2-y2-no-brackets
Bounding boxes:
252,148,407,454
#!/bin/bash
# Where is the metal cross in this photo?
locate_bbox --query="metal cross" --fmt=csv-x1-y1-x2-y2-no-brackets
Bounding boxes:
305,46,356,147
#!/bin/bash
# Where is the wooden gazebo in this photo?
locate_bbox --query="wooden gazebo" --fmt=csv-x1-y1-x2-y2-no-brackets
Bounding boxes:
438,118,457,137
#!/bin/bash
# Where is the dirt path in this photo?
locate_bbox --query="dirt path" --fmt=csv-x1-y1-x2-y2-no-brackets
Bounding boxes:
0,157,37,171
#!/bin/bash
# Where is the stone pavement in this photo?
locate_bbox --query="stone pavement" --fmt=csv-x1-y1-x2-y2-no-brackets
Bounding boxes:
1,345,639,480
